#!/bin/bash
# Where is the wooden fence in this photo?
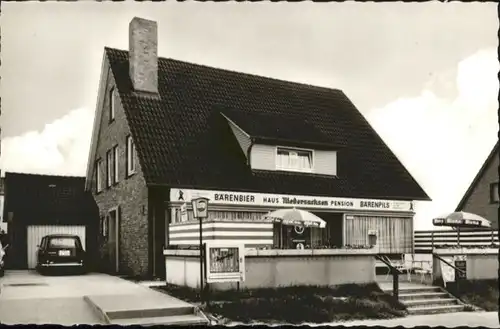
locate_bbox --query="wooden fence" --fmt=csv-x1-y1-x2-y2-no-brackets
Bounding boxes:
414,229,499,254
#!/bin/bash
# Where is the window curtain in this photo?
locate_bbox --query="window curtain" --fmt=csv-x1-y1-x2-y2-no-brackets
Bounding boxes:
277,150,312,170
298,153,311,170
277,152,287,168
310,227,324,247
344,215,412,254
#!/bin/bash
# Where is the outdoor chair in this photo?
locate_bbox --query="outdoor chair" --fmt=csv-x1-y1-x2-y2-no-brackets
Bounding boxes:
410,258,432,283
404,253,433,283
381,255,412,282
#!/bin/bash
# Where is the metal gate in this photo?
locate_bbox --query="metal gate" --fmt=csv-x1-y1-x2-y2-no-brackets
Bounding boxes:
27,225,86,269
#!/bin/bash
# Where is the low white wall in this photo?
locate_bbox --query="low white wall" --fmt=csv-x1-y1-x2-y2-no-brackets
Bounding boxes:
432,248,498,282
164,248,377,290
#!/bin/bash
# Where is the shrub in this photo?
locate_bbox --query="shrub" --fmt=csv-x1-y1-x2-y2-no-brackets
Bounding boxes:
156,282,407,324
448,279,499,311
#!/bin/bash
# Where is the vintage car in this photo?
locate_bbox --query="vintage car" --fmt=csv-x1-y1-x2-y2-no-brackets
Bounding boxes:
36,234,87,274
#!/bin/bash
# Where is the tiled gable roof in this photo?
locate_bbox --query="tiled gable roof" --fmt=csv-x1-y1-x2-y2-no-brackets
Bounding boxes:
106,47,430,201
455,141,499,211
4,172,98,215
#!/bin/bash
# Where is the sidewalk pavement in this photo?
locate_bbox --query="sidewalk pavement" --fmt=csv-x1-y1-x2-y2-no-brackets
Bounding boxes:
229,312,500,328
333,311,499,328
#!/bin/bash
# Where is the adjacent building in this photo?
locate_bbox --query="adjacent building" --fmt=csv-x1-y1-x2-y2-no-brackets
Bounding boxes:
455,141,499,229
85,17,430,279
2,172,99,269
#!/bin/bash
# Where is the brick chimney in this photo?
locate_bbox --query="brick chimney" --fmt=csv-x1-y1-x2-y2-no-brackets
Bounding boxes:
129,17,158,95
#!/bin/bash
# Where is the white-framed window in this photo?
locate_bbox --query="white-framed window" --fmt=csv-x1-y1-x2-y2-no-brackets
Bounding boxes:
106,146,119,187
106,150,112,187
276,147,313,172
126,135,136,176
96,159,103,193
490,182,499,204
109,87,115,122
113,145,119,184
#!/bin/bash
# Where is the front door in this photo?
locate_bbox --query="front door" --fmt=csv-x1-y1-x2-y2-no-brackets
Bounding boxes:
107,209,119,273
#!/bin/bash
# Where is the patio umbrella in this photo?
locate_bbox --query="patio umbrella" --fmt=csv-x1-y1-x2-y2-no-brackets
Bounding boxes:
263,208,327,228
432,211,491,228
432,211,492,246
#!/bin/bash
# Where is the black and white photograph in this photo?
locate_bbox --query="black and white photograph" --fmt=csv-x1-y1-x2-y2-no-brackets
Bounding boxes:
0,1,498,327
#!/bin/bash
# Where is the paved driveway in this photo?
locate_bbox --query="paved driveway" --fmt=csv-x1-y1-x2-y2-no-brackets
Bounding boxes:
0,270,155,325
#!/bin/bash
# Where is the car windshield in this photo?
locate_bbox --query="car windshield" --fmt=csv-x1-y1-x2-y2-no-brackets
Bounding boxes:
48,237,78,248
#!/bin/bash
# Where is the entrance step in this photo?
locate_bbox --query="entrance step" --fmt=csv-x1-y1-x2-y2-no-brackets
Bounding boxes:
84,293,208,326
383,286,442,295
106,305,196,320
407,304,465,315
112,314,208,326
399,291,449,301
380,284,467,316
404,298,459,308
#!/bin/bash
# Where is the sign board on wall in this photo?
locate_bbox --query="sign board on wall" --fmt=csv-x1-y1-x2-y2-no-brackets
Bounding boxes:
192,198,209,218
170,188,414,212
204,241,245,283
454,255,467,280
455,260,467,280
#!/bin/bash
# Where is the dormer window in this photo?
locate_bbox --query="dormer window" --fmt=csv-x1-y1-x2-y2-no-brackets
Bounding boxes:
109,87,116,123
276,147,313,172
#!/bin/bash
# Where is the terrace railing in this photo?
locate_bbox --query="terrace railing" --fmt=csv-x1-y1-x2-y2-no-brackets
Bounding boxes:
375,254,403,300
414,229,499,253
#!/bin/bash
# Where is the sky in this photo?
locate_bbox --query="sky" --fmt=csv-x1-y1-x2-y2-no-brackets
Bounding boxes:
1,2,498,230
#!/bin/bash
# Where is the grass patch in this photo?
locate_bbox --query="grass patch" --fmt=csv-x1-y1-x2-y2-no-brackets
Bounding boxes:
155,283,407,324
447,279,499,311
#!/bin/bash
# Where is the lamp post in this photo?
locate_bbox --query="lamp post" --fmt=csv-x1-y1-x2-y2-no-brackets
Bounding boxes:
191,197,209,302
